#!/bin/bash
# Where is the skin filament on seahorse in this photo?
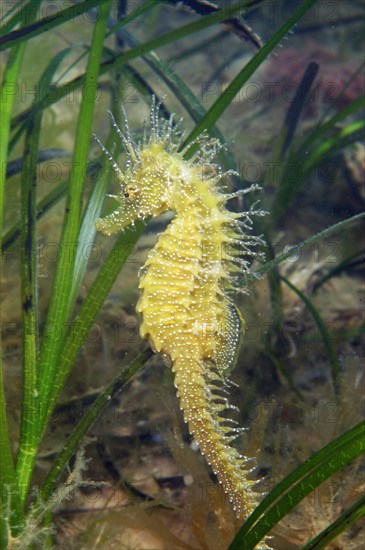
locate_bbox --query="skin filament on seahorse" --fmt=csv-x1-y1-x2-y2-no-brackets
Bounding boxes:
95,99,267,529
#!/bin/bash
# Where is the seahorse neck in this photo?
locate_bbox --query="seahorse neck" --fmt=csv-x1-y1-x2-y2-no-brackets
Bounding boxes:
168,162,213,220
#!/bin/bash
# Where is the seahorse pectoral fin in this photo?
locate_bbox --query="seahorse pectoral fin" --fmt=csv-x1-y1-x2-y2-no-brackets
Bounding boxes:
225,304,245,376
215,304,245,377
231,304,245,371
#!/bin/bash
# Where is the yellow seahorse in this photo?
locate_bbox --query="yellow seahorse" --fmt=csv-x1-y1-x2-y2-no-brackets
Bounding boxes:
95,99,266,524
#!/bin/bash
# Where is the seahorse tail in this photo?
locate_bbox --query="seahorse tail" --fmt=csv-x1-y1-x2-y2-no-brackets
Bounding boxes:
171,356,260,519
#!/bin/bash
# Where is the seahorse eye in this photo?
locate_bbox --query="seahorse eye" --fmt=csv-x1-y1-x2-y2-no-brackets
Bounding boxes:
124,186,139,201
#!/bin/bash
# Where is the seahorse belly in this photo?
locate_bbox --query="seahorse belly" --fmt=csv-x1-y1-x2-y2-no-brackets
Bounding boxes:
137,211,202,355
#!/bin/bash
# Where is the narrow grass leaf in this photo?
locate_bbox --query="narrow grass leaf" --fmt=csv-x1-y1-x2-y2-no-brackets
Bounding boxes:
273,123,364,219
272,95,365,220
69,142,114,309
266,350,304,401
105,0,161,39
302,120,365,173
2,162,103,254
240,212,365,287
5,148,71,179
279,61,319,159
312,248,365,292
14,46,79,501
181,0,318,153
42,1,162,91
120,28,235,169
301,494,365,549
3,45,74,255
295,95,365,160
38,0,112,402
0,1,39,36
228,421,365,549
0,0,111,51
11,1,252,130
0,3,40,540
316,61,365,128
265,237,284,331
280,275,341,396
15,92,43,500
0,374,21,545
43,222,145,424
40,348,153,502
15,1,113,507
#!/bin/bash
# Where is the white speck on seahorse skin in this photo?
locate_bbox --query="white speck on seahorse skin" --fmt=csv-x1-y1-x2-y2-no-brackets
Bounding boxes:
95,98,269,543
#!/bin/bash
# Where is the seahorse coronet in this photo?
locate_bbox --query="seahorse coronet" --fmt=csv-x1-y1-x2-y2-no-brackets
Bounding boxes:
95,99,269,542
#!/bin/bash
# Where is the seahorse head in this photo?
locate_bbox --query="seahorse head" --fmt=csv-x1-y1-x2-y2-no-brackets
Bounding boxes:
95,139,179,236
94,99,226,236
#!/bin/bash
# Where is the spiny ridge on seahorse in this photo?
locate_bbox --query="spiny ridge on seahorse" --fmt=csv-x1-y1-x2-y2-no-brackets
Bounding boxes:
94,98,267,528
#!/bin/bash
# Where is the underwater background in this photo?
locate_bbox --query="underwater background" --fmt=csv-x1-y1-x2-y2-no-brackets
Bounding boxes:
1,1,364,548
